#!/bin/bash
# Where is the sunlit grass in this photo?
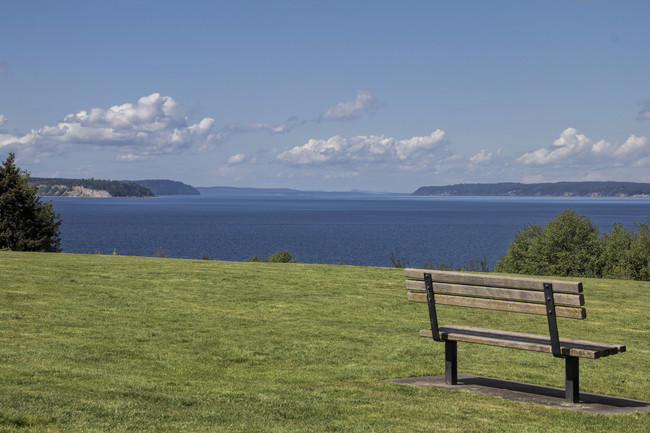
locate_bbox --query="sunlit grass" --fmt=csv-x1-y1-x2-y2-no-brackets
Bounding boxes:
0,251,648,432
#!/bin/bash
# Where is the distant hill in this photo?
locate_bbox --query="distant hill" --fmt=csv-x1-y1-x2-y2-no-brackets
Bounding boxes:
32,178,155,198
413,182,650,197
133,180,199,196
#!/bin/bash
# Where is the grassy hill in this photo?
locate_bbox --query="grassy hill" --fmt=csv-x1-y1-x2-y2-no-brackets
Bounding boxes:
1,252,648,432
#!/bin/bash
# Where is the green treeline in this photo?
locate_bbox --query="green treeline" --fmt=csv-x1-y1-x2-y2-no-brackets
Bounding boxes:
32,178,155,197
496,210,650,281
413,181,650,197
133,179,199,195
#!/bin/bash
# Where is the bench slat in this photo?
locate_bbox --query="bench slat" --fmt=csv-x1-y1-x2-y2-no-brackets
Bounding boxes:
408,291,586,319
419,325,625,359
404,268,582,294
406,280,584,307
442,325,626,355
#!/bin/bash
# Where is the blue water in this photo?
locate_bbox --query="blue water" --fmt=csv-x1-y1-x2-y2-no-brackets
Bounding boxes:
49,195,650,267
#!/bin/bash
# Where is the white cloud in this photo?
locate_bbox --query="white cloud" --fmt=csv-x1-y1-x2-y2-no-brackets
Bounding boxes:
246,122,292,134
470,149,494,164
116,153,149,162
0,93,217,159
197,120,295,154
637,97,650,121
221,121,294,136
319,90,382,121
0,114,6,129
517,127,650,167
277,130,447,169
227,153,247,164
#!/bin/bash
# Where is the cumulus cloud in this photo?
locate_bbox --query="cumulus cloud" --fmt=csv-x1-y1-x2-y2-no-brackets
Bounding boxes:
470,149,495,164
637,97,650,121
0,93,218,159
0,115,16,151
276,130,447,169
319,90,382,122
219,121,294,136
197,120,295,153
227,153,247,164
517,127,650,167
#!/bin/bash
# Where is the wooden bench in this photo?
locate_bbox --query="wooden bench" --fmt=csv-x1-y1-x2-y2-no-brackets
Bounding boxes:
404,268,626,403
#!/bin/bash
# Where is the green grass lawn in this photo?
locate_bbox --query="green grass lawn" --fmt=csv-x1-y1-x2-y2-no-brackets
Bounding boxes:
1,251,648,432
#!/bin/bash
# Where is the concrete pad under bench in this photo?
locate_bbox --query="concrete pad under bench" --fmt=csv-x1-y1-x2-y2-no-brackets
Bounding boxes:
386,374,650,415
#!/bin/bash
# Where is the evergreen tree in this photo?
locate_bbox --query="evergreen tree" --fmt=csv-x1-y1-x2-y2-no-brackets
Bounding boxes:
0,153,62,252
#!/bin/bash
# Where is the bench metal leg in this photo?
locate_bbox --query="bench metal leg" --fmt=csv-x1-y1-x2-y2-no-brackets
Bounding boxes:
565,356,579,403
445,340,458,385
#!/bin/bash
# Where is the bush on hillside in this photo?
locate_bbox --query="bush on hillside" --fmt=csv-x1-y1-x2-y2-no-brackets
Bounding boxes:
496,210,650,280
626,221,650,280
246,250,301,263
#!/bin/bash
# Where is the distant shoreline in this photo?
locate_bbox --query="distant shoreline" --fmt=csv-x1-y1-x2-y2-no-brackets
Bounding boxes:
413,181,650,198
32,178,650,198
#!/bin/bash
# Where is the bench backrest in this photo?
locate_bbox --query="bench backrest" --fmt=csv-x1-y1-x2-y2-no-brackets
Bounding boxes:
405,268,585,320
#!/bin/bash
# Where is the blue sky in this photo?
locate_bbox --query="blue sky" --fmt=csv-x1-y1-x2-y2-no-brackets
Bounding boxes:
1,1,649,192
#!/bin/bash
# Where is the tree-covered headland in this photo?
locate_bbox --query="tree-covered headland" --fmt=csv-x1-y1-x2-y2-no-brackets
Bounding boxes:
33,177,155,197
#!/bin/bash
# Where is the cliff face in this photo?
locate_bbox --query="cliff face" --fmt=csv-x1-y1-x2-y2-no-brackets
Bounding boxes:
32,178,155,198
38,185,112,197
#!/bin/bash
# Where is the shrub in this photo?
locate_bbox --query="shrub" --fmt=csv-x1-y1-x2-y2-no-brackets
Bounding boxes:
497,211,649,280
423,256,491,272
246,250,300,263
389,250,409,268
537,210,602,277
600,223,634,280
493,223,543,275
627,220,650,280
496,210,601,278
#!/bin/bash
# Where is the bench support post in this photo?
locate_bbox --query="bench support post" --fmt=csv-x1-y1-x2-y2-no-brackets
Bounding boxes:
543,283,562,358
445,340,458,385
424,273,441,341
565,356,579,403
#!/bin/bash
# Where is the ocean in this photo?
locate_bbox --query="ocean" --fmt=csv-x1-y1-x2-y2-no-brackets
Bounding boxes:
49,194,650,268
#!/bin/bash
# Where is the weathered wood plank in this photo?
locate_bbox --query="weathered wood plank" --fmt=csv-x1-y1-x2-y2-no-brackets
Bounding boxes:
418,326,625,359
420,328,596,358
407,292,586,319
405,280,584,306
404,268,582,294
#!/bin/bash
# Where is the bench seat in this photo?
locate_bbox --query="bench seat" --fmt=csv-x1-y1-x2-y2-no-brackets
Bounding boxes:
419,325,626,359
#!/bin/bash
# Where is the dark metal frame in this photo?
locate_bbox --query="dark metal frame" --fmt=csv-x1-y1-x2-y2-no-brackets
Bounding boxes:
425,273,457,385
423,273,580,402
544,282,580,403
424,273,441,342
543,283,562,358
